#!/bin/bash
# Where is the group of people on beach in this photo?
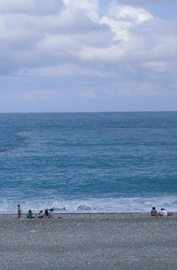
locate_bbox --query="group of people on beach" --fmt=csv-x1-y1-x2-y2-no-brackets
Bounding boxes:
17,205,55,219
37,209,54,219
17,204,173,218
151,207,173,216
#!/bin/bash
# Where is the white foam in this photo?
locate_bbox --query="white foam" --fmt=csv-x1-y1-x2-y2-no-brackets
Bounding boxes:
0,196,177,214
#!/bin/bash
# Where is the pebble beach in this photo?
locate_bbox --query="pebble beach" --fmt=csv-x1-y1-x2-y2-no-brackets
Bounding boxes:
0,212,177,270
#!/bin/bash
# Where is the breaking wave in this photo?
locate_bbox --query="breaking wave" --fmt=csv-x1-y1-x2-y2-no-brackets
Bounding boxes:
0,196,177,214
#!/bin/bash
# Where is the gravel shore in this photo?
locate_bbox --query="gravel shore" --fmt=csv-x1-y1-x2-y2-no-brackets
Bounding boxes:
0,212,177,270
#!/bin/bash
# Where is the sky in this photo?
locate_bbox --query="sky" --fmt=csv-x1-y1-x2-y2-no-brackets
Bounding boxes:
0,0,177,112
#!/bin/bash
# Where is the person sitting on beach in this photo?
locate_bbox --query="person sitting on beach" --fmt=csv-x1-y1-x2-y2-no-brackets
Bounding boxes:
17,205,22,219
151,207,158,216
38,210,44,219
48,209,54,218
160,208,173,216
45,210,49,217
27,210,35,219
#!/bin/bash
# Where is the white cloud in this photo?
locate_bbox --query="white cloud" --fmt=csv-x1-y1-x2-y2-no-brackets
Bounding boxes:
100,2,153,42
0,0,177,99
116,0,169,5
63,0,99,22
0,0,64,15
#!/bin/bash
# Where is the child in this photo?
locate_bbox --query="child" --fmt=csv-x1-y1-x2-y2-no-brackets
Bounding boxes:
17,205,22,219
38,210,44,218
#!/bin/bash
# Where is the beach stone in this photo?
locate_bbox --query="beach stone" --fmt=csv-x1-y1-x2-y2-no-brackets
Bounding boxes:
0,213,177,269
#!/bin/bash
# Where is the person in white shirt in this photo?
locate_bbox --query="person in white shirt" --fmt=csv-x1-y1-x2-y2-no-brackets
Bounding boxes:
160,208,173,216
160,208,168,216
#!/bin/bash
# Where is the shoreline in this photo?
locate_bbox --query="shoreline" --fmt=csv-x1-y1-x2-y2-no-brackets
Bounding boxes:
0,211,151,215
1,212,177,269
0,211,176,216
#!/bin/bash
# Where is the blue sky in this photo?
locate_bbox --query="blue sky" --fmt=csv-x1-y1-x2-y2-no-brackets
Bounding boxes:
0,0,177,112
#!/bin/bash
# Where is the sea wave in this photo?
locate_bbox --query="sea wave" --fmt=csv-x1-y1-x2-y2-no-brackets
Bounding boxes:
0,196,177,214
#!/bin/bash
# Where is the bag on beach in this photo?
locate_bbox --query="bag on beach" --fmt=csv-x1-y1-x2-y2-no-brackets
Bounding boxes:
168,213,173,216
154,212,158,216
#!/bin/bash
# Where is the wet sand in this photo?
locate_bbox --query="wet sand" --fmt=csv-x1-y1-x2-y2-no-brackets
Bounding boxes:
0,213,177,270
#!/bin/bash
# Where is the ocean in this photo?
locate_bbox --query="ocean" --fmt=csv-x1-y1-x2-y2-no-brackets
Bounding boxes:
0,112,177,213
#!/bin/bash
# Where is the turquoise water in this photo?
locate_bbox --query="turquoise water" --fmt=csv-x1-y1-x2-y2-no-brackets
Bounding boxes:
0,112,177,213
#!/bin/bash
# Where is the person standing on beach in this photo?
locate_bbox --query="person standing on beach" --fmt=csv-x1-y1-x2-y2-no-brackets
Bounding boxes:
17,205,22,219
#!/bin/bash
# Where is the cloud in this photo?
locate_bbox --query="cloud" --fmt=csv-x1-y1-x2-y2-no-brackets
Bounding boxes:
0,0,64,16
0,0,177,100
99,2,153,42
115,0,174,5
0,0,112,75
